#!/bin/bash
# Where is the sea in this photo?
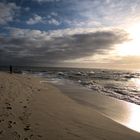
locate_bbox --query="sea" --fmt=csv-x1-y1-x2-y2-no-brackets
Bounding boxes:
1,66,140,105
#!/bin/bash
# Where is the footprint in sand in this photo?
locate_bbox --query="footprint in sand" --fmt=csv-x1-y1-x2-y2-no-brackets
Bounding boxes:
23,106,27,109
0,119,4,122
8,120,16,128
0,119,4,123
24,125,31,131
24,137,30,140
30,134,33,138
0,130,3,135
13,131,21,140
5,102,12,110
38,89,41,91
37,134,42,138
5,102,11,106
6,106,12,110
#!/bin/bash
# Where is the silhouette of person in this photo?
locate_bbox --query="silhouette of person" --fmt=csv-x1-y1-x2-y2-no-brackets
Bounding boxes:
10,65,13,74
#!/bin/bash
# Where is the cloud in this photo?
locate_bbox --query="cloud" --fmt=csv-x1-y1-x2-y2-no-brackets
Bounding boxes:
33,0,60,3
106,0,110,4
0,27,129,66
26,14,45,25
50,12,58,16
24,7,30,12
26,13,60,25
0,2,20,25
48,18,60,25
72,0,140,28
65,19,102,28
47,12,60,25
104,56,140,70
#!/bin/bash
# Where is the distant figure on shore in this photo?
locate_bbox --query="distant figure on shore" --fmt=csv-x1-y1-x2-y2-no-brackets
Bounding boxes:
10,65,13,74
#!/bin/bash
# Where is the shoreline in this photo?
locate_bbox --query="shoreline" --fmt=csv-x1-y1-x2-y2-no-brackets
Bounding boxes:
0,72,140,140
44,77,140,133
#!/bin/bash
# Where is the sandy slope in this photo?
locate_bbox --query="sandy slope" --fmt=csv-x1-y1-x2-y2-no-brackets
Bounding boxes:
0,72,140,140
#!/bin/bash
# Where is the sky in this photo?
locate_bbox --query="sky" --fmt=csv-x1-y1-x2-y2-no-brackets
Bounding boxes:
0,0,140,69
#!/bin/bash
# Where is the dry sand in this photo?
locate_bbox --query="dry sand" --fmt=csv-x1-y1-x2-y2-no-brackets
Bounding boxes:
0,72,140,140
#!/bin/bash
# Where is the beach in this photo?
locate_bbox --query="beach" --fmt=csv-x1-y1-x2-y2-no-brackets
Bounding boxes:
0,72,140,140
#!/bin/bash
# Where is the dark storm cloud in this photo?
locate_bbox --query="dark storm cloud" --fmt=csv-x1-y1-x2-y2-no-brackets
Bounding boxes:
0,28,129,66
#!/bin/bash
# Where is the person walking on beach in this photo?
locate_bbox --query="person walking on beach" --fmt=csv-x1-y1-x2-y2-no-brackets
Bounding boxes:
10,65,13,74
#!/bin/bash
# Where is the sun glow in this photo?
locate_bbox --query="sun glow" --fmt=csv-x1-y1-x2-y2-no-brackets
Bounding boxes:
126,106,140,132
130,78,140,91
117,23,140,56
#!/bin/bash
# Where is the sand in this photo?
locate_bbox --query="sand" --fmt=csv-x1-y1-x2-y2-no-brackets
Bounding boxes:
0,72,140,140
51,78,140,132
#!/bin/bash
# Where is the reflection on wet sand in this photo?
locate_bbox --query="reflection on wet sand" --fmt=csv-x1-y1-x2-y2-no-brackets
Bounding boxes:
48,78,140,133
124,104,140,132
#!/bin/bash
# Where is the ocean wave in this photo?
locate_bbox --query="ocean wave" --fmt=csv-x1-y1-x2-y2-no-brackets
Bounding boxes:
23,68,140,105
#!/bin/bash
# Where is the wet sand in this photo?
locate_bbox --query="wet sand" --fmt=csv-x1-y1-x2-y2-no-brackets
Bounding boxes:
0,72,140,140
48,78,140,132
